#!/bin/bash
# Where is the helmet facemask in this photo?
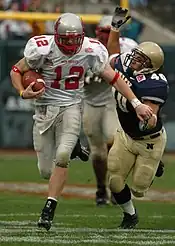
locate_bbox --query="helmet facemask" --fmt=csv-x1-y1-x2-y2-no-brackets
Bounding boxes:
54,15,85,56
124,48,153,75
54,32,84,56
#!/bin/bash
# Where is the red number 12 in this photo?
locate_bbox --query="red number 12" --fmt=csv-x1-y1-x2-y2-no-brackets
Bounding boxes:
34,36,49,47
51,66,84,90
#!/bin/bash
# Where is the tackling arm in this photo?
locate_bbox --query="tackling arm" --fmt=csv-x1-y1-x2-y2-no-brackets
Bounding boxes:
107,6,131,66
107,29,120,56
101,63,137,102
100,64,152,121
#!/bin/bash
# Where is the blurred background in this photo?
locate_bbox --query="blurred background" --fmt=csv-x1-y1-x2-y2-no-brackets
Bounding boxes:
0,0,175,151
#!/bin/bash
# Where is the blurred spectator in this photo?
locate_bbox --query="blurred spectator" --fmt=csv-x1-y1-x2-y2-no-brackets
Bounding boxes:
27,0,45,36
0,1,32,40
27,0,42,11
4,0,11,9
130,0,148,8
121,18,144,42
101,8,111,15
21,0,31,11
0,0,5,10
45,3,60,35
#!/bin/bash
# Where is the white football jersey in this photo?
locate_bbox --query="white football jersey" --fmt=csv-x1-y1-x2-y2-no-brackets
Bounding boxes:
84,37,138,106
119,37,138,53
24,35,108,106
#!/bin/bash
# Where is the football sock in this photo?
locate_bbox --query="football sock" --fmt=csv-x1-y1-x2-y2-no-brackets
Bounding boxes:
120,200,135,215
112,184,135,215
43,197,57,212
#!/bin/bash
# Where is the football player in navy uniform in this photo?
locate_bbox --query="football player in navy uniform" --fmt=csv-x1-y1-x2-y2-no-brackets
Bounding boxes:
106,11,169,229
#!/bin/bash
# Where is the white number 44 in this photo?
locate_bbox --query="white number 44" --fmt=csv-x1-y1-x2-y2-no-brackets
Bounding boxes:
151,73,167,81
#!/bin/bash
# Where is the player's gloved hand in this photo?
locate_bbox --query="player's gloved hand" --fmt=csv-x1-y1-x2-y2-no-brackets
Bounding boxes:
139,113,157,131
21,82,45,99
111,6,131,31
135,103,153,122
139,114,157,131
84,69,102,84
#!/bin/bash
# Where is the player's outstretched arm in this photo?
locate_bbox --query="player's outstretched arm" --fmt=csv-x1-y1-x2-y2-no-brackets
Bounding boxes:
100,64,153,121
10,58,44,99
107,6,131,56
107,29,120,57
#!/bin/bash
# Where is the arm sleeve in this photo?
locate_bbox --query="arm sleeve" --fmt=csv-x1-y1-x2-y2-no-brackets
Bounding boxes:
24,38,45,69
141,80,169,104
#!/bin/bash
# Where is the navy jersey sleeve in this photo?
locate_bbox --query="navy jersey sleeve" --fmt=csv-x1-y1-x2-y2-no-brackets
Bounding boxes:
139,77,169,104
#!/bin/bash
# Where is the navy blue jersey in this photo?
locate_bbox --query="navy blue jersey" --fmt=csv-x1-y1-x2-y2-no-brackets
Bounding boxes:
114,53,169,138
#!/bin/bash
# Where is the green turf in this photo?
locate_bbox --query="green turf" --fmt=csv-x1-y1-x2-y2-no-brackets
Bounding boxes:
0,153,175,245
0,156,95,184
0,193,175,245
0,154,174,189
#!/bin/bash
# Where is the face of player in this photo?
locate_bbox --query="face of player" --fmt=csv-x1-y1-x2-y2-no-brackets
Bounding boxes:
61,37,80,45
55,34,84,56
129,51,151,71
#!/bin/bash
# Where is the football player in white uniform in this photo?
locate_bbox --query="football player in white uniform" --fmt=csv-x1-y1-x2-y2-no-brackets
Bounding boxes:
10,12,152,231
83,8,138,206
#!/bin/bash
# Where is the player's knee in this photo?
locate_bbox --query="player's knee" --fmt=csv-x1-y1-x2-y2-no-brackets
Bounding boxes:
109,173,125,193
132,165,154,197
131,189,144,198
55,145,71,168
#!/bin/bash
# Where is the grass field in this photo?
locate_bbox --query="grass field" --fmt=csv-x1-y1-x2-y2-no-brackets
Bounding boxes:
0,153,175,245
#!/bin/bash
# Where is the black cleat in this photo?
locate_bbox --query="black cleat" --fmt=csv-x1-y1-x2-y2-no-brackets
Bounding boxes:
119,211,139,229
38,210,54,231
96,189,109,206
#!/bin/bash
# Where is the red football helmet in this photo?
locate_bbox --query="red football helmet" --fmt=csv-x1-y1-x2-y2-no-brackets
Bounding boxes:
54,13,85,56
95,15,112,47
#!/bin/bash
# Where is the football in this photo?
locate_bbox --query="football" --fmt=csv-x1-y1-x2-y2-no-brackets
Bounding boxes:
22,70,45,92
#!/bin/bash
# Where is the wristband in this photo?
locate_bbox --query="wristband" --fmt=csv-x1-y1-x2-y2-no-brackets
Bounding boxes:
109,72,120,85
19,90,24,98
130,98,141,109
12,65,22,75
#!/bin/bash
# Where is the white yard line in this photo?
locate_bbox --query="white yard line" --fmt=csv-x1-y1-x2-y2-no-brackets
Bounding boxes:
1,223,175,245
0,237,175,245
0,213,173,219
1,229,175,240
1,222,175,234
